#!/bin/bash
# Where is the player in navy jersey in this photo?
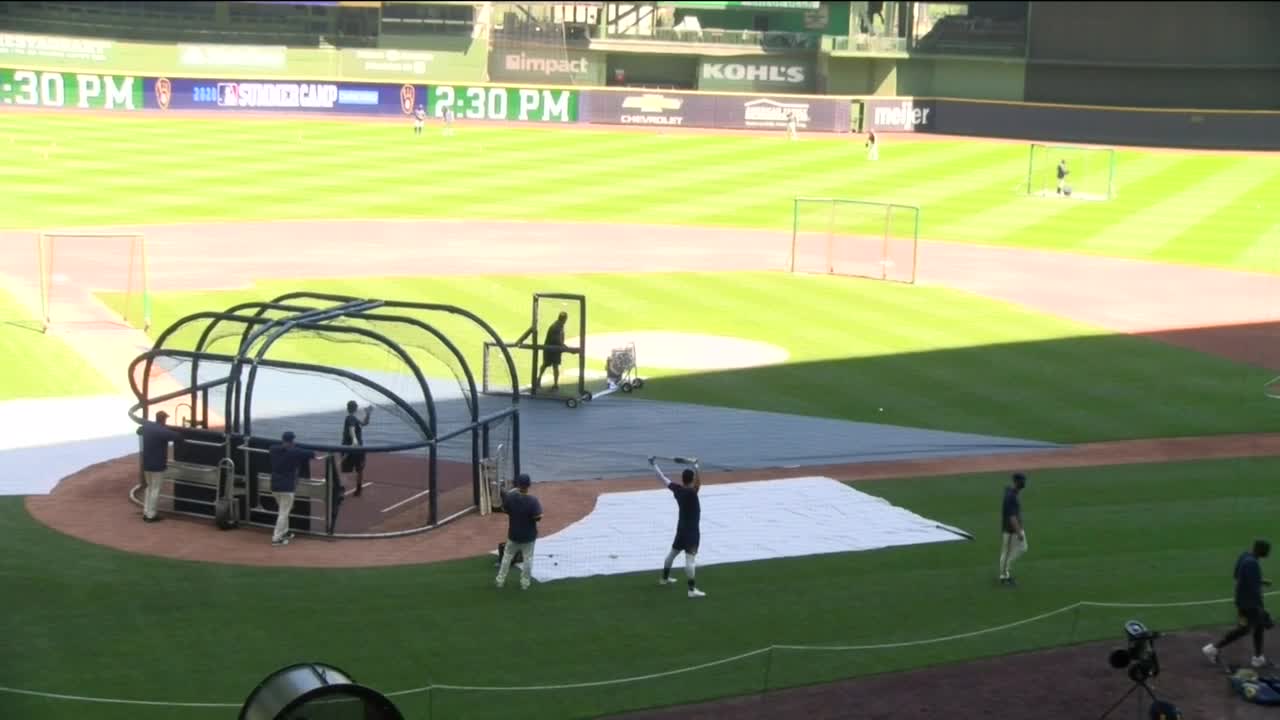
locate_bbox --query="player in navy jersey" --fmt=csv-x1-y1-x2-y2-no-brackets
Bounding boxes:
341,401,373,497
413,105,426,136
999,473,1028,585
650,457,706,598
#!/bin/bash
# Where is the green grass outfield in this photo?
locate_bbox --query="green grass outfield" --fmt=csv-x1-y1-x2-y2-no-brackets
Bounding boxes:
0,289,112,399
104,271,1277,443
0,114,1278,273
2,457,1277,719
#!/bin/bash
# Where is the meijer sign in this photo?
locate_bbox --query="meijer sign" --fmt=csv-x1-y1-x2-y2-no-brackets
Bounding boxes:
864,99,936,132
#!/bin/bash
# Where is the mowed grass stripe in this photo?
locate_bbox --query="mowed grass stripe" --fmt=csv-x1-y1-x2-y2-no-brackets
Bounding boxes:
1079,157,1277,255
3,114,1280,273
0,289,113,399
1150,166,1280,265
932,152,1185,245
631,142,1001,224
126,271,1278,443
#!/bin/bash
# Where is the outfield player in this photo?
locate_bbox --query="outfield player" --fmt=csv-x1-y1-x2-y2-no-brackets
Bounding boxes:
866,128,879,161
413,104,426,136
786,111,798,141
1204,539,1274,668
1056,159,1069,195
340,401,373,497
650,457,706,598
998,472,1028,585
443,106,456,136
496,473,542,590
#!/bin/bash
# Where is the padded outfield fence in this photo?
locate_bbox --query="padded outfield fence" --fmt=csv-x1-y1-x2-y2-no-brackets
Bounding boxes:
0,591,1262,717
790,198,921,284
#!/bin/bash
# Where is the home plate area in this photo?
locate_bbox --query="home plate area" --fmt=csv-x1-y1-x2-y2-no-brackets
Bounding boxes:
522,477,971,583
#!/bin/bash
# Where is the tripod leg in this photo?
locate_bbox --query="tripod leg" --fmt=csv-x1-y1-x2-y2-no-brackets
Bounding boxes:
1094,682,1140,720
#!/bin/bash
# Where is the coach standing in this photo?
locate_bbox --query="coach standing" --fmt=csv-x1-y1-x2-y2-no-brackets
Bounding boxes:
138,410,182,523
496,473,543,591
1204,540,1273,668
268,431,319,547
998,473,1028,586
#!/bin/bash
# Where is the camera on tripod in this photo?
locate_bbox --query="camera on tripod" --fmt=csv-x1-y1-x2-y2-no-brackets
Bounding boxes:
1109,620,1162,683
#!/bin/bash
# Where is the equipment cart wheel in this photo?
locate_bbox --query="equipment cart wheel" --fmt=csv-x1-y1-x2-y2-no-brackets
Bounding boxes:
584,392,594,402
621,382,634,393
566,398,579,409
633,378,645,390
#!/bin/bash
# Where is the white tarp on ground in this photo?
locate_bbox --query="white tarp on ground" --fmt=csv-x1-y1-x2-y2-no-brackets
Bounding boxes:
525,476,969,583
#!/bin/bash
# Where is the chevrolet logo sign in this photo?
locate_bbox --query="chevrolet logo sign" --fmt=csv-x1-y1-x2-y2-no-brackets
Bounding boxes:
622,94,683,113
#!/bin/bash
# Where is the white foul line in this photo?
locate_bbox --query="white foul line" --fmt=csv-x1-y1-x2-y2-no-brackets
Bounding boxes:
382,488,430,513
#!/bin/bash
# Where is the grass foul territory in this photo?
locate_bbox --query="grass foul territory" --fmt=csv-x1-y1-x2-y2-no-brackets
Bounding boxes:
0,457,1277,719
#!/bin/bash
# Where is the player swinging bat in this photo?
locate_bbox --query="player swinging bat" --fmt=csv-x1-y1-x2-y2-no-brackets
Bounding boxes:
649,455,706,598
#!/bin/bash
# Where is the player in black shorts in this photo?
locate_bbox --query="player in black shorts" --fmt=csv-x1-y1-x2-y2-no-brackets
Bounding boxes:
341,401,373,496
1056,159,1069,195
537,311,570,392
650,457,706,598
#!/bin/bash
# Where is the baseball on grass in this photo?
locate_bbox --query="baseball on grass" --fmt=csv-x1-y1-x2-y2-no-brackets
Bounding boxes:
878,407,884,412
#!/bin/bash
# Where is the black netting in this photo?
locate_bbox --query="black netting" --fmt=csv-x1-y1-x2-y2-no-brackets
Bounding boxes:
133,297,521,536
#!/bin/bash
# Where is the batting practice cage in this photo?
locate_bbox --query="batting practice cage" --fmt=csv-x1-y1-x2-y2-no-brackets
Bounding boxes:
1026,143,1118,201
126,292,521,538
790,197,920,283
37,230,151,333
482,292,596,408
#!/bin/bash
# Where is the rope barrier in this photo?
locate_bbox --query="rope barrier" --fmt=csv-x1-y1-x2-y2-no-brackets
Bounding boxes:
3,589,1269,706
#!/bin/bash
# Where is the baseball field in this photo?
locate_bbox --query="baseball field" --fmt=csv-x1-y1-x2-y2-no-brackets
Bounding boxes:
2,111,1279,718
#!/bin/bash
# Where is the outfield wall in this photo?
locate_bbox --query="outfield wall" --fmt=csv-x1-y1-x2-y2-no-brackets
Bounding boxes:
5,63,1279,150
0,66,854,133
860,97,1280,151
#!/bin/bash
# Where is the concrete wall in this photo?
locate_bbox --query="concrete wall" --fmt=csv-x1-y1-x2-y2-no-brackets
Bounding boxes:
821,56,1026,101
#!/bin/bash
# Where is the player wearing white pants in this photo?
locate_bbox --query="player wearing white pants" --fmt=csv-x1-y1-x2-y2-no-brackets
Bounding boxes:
786,112,798,141
866,129,879,161
273,492,296,544
138,410,182,523
268,431,317,547
999,473,1028,585
497,474,543,590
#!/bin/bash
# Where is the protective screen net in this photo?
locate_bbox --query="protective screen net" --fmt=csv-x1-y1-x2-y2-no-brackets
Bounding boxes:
1028,144,1116,201
791,199,918,283
532,295,586,395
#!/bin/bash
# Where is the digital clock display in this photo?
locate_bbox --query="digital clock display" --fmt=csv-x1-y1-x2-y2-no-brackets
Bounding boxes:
427,85,578,124
0,69,142,110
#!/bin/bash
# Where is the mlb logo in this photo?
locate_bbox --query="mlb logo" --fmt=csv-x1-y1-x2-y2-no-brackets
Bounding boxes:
217,83,239,107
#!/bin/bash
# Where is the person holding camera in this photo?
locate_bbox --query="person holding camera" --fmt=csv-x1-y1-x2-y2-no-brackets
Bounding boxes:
1203,539,1273,668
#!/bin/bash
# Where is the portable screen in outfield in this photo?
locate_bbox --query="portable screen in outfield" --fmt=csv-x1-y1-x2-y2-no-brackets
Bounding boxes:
1026,143,1117,201
38,231,150,333
789,198,920,284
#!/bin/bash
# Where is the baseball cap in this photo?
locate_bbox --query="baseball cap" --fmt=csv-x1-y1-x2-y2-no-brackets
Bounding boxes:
1012,472,1027,485
155,410,169,421
515,473,532,488
282,431,296,443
